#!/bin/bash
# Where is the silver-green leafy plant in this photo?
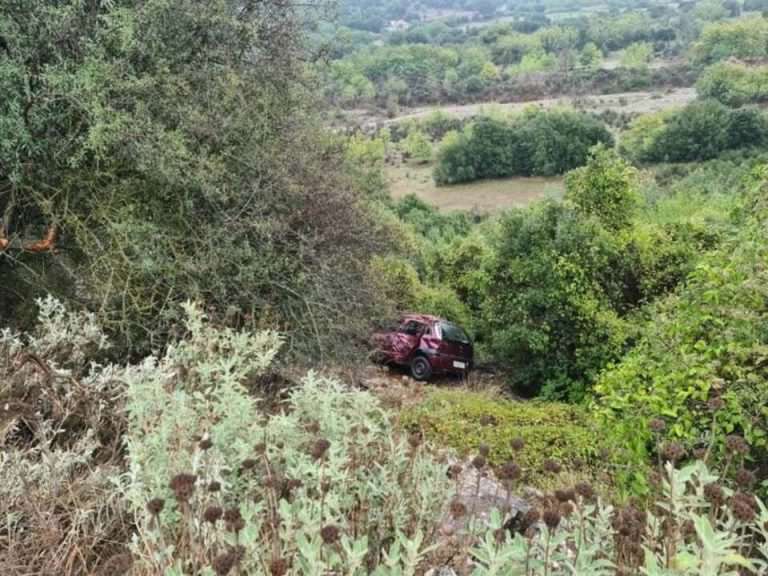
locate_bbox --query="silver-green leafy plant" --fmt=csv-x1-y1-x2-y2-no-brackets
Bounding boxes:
123,302,450,575
469,460,768,576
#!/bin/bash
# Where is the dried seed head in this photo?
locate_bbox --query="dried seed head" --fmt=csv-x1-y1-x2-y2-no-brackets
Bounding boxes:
543,459,562,474
649,418,666,433
320,524,340,545
204,505,223,524
660,442,685,463
199,437,213,450
704,482,725,507
212,550,236,576
559,501,575,518
479,414,496,426
269,558,288,576
224,508,245,533
208,480,221,493
408,432,422,449
511,437,525,452
543,508,561,530
499,461,521,481
707,396,725,412
449,498,467,519
472,455,486,470
692,447,707,460
254,442,267,455
478,443,490,458
521,508,541,531
736,468,756,489
146,497,165,516
731,492,757,523
555,488,575,503
725,435,749,455
311,438,331,460
447,463,463,479
169,473,197,502
575,482,595,500
240,458,258,471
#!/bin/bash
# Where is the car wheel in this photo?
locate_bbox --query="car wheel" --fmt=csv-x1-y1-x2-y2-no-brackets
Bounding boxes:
410,356,432,381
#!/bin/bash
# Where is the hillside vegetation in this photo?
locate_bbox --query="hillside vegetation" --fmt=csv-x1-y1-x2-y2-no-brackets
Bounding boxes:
3,0,768,574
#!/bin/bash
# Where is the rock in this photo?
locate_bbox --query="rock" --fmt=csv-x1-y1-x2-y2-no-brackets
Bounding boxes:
442,458,529,535
425,568,457,576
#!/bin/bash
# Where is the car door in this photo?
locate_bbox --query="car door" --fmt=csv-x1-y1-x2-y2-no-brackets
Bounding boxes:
389,320,424,363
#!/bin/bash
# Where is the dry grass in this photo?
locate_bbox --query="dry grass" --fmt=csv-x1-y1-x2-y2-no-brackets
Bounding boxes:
386,162,564,213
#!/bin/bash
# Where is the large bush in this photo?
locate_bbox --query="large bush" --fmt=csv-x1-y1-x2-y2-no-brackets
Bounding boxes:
124,303,452,574
433,110,613,185
633,101,768,163
697,61,768,107
0,0,390,359
401,389,607,481
595,169,768,492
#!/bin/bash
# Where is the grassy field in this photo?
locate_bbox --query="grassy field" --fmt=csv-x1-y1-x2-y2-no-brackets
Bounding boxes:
387,162,564,212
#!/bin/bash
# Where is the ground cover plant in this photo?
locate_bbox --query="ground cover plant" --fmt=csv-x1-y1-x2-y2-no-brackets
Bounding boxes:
5,298,768,575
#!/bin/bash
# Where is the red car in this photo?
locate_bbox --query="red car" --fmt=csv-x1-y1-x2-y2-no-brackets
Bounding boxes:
372,314,473,380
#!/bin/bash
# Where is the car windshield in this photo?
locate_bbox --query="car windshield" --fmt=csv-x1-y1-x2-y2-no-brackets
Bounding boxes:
440,321,470,344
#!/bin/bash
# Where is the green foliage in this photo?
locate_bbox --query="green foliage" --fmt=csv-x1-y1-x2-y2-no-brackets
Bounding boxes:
369,255,471,327
619,111,673,163
479,201,630,399
401,389,605,480
696,61,768,107
620,42,653,70
125,303,451,574
433,110,613,185
579,42,603,69
472,460,768,574
0,0,390,359
595,170,768,483
401,129,433,163
692,16,768,64
565,145,640,231
637,101,768,163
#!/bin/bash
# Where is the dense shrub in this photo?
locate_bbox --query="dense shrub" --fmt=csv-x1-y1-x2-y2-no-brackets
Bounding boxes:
692,16,768,64
479,201,630,399
595,170,768,493
0,0,390,360
697,61,768,107
1,298,128,574
433,110,613,184
369,255,472,328
401,389,607,481
124,303,452,574
565,145,639,231
632,101,768,163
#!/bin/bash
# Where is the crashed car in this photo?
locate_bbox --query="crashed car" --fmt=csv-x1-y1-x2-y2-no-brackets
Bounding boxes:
371,313,473,380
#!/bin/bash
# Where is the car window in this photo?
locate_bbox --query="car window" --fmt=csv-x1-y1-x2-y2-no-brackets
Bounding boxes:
400,321,424,336
440,321,470,343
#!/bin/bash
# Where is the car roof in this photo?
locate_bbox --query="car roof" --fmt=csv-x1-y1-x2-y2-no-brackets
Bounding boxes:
400,313,443,324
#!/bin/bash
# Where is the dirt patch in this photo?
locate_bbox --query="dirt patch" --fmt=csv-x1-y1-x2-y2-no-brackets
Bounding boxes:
387,163,563,213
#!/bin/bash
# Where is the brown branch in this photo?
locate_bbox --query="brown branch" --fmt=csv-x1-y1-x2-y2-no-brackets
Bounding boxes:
23,225,57,253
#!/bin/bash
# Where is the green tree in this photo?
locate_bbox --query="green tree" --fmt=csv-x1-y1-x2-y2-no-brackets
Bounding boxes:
565,145,640,231
0,0,389,357
579,42,603,69
621,42,653,70
402,130,433,164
